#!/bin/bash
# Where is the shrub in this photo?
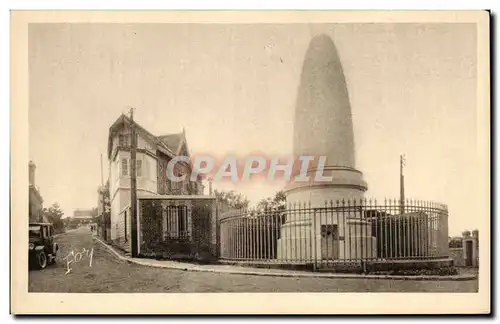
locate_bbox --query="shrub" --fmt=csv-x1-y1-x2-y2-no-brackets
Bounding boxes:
369,266,458,276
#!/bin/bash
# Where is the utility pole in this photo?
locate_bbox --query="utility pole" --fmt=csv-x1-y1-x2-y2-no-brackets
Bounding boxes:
400,154,406,215
129,107,138,257
101,188,106,240
100,153,105,239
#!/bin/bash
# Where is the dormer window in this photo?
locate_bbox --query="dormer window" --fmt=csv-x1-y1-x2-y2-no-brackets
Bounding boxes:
179,143,188,157
119,134,129,147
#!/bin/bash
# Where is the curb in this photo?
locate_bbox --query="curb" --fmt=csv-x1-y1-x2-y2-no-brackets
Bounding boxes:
93,237,477,281
94,236,128,261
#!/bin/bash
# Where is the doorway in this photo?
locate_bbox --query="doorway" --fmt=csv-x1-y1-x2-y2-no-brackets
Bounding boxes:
465,240,473,267
321,224,339,260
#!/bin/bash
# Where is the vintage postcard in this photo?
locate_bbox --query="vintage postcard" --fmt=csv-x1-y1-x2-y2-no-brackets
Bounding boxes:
11,10,490,314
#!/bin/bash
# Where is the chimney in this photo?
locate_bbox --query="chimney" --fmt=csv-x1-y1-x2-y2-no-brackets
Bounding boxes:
29,160,36,186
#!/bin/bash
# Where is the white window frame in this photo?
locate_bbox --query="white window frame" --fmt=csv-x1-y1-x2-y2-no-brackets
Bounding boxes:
121,158,128,176
136,159,142,178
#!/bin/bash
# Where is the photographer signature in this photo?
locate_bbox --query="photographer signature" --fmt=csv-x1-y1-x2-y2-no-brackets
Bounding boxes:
63,247,94,275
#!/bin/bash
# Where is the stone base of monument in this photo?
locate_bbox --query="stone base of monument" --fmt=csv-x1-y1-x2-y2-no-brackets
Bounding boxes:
276,165,377,265
276,217,377,263
343,218,378,259
284,167,368,206
275,220,314,262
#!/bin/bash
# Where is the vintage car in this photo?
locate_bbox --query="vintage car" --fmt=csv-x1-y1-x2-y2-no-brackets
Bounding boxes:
29,223,59,269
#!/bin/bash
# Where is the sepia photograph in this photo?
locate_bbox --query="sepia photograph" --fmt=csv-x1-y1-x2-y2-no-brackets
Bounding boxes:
11,10,490,314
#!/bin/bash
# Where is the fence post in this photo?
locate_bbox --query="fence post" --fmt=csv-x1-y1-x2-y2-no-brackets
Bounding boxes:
312,208,317,271
362,199,366,274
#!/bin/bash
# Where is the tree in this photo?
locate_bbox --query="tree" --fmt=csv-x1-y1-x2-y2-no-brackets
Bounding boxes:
214,189,250,210
449,237,463,249
43,202,65,233
254,190,286,214
250,190,288,229
248,191,287,254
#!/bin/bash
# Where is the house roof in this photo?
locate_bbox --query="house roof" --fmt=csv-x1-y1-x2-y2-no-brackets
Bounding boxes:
158,133,183,152
157,129,189,156
107,114,181,160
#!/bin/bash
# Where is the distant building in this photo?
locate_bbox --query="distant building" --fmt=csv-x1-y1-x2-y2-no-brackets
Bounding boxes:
71,208,94,224
107,114,204,250
448,229,479,267
29,160,46,223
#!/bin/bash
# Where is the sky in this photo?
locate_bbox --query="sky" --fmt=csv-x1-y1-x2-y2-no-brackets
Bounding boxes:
29,23,478,236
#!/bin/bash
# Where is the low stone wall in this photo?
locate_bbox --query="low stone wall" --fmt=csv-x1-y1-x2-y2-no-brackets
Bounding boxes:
449,248,464,267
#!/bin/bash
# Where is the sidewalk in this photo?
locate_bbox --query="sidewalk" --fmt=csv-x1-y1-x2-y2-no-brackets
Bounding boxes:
94,236,478,281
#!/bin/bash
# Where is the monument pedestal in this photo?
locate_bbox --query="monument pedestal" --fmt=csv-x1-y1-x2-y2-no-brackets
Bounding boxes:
343,218,377,259
276,220,313,261
276,167,374,263
276,217,377,262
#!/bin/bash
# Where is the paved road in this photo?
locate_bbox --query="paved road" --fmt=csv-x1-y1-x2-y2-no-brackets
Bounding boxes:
28,228,479,293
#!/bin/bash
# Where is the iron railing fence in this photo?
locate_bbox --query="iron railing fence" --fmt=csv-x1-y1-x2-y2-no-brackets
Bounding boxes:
219,198,449,268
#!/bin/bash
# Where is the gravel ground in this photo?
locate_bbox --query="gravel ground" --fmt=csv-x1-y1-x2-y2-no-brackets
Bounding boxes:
28,228,479,293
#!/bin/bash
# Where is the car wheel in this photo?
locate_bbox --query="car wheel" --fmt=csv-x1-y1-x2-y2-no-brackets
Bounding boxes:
49,245,58,264
37,251,48,269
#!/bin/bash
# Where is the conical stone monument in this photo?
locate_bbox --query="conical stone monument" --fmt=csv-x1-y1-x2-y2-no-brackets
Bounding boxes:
276,34,375,262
